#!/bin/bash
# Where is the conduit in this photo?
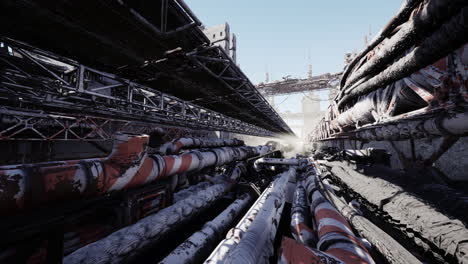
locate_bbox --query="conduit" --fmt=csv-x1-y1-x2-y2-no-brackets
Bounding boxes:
354,110,468,141
325,161,468,264
205,173,273,263
0,133,270,216
305,168,375,264
207,168,296,264
223,167,295,264
160,194,252,264
316,171,422,264
64,177,235,264
290,180,317,247
254,158,307,167
339,8,468,107
340,0,423,89
157,138,244,154
342,0,466,91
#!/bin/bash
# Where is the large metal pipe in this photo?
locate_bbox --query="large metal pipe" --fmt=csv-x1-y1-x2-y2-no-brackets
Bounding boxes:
64,176,235,264
342,0,466,91
340,0,423,89
222,167,296,264
157,137,244,154
204,172,275,263
307,174,375,264
255,158,307,167
0,133,270,216
290,180,317,247
326,161,468,263
317,178,422,264
338,8,468,108
160,194,252,264
354,110,468,141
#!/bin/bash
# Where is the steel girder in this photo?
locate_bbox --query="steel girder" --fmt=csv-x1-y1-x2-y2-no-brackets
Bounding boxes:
187,46,293,134
0,38,274,138
256,73,342,97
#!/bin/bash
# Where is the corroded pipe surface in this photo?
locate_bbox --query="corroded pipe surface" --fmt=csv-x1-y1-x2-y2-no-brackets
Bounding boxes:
64,177,235,264
160,194,252,264
0,133,270,216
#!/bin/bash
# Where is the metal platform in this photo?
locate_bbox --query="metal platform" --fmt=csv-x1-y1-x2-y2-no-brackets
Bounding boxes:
0,0,292,135
256,73,341,96
0,38,273,138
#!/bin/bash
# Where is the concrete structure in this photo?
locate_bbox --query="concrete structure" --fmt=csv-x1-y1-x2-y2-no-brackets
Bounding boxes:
203,23,237,63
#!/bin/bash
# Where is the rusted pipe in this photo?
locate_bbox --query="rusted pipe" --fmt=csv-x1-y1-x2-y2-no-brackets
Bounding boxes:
64,176,235,264
290,180,317,247
160,194,252,264
206,168,296,264
340,0,423,89
326,161,468,263
317,177,422,264
223,167,295,264
0,133,270,216
157,137,244,154
342,0,466,91
306,168,375,264
339,9,468,108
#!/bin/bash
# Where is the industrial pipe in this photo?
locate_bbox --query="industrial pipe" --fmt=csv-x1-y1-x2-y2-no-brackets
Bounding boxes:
173,181,212,203
157,137,244,154
326,161,468,263
340,0,423,89
354,110,468,141
205,172,274,263
0,133,270,216
64,176,235,264
222,167,295,264
290,180,317,247
317,177,422,264
254,158,307,167
306,168,375,264
160,194,252,264
342,0,466,91
338,8,468,108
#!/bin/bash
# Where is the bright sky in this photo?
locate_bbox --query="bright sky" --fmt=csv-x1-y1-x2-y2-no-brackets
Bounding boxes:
185,0,402,83
185,0,403,136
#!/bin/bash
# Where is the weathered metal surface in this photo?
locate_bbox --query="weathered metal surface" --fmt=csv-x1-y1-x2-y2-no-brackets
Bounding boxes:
0,38,276,137
290,180,317,247
64,178,235,264
307,175,375,264
0,133,271,216
222,167,295,264
326,161,468,263
160,194,252,264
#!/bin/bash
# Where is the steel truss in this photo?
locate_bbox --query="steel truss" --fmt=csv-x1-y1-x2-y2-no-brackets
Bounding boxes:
0,107,215,141
256,73,342,97
0,38,273,138
187,46,293,134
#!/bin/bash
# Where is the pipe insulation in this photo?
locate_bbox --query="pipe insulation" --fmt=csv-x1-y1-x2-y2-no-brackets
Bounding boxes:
317,174,422,264
353,110,468,141
157,138,244,155
290,180,317,247
306,173,375,264
340,0,423,89
173,182,212,203
254,158,308,167
325,161,468,264
212,167,296,264
0,133,271,216
204,171,275,263
338,8,468,107
342,0,466,91
64,178,235,264
160,194,252,264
